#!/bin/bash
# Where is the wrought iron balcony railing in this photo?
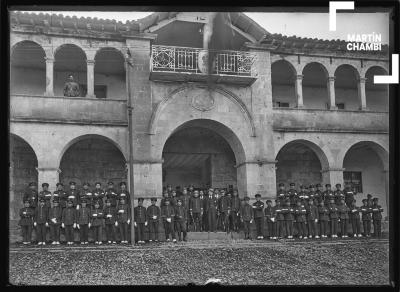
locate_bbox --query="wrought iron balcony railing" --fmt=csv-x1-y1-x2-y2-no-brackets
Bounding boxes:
151,45,256,77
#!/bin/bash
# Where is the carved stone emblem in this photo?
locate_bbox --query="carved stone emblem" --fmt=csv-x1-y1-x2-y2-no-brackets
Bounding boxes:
191,89,215,111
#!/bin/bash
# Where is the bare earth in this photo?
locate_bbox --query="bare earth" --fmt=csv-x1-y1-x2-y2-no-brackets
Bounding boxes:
9,240,389,285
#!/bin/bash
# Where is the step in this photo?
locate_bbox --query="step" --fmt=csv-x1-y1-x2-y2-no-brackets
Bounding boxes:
187,231,242,240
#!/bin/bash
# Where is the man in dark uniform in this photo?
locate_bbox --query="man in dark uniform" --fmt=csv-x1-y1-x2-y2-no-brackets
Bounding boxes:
105,181,118,208
349,199,362,238
298,185,306,201
23,182,38,210
328,198,339,238
201,190,209,232
49,198,62,245
134,198,147,244
93,182,105,210
39,183,52,209
206,189,218,232
337,198,350,238
180,188,191,232
160,190,169,208
360,199,372,237
62,200,77,245
366,194,373,207
189,190,203,232
219,190,231,232
77,199,91,244
274,199,285,239
53,182,67,210
371,198,384,238
80,182,93,210
264,200,275,239
19,199,34,245
166,184,173,196
146,198,161,242
323,184,334,205
161,199,176,242
282,199,294,239
230,189,241,232
240,196,253,239
118,182,131,206
67,181,79,209
276,183,287,205
318,200,329,238
308,185,316,202
314,183,323,203
306,198,319,239
103,198,117,244
63,75,80,97
174,199,188,241
253,194,264,239
344,182,356,207
34,198,49,245
294,200,307,239
287,183,298,207
334,183,345,205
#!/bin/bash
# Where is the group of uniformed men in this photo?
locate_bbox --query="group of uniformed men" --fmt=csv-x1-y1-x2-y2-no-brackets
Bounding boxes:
18,180,384,245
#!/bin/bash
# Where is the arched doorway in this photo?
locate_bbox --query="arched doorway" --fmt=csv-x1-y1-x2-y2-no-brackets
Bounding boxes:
302,62,329,109
342,141,388,218
9,134,38,219
365,66,389,112
161,119,246,193
59,135,127,188
10,40,46,95
271,60,296,108
275,140,328,188
334,64,360,110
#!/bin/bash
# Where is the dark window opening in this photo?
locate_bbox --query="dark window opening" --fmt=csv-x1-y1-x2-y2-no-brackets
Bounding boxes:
344,171,363,193
79,84,107,99
277,102,290,108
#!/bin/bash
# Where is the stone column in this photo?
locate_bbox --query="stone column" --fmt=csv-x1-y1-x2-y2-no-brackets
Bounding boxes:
327,76,337,109
86,59,95,98
133,161,163,198
357,77,368,110
295,74,304,108
37,167,60,193
44,57,54,96
321,167,344,186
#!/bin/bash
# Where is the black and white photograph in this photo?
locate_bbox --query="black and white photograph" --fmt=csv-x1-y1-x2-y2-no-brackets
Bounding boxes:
5,2,399,286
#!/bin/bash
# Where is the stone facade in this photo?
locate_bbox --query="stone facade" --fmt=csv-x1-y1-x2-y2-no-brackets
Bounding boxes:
9,12,390,239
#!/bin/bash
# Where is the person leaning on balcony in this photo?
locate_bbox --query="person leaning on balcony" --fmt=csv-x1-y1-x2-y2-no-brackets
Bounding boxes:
63,75,81,97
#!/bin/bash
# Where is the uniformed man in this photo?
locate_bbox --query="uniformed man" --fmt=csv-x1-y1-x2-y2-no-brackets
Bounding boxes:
76,199,91,244
160,191,169,208
337,198,350,238
282,199,294,239
146,198,161,242
230,189,241,232
308,185,316,202
53,182,67,210
23,182,38,210
63,75,80,97
49,198,62,245
264,200,275,239
80,182,93,210
116,197,130,244
219,190,231,232
39,183,52,209
298,185,306,201
161,199,176,242
62,200,77,245
206,188,218,232
360,199,372,237
314,183,323,203
274,199,285,239
366,194,373,207
253,194,264,239
349,199,362,238
134,198,147,244
166,184,173,196
328,198,339,238
287,183,298,207
306,198,319,239
189,190,203,232
334,183,345,205
34,198,49,245
91,201,104,245
103,198,117,244
323,184,334,204
67,181,79,209
344,183,356,207
179,188,191,232
93,182,105,210
276,183,287,205
201,190,209,232
318,200,329,238
371,198,384,238
19,199,34,244
294,200,307,239
240,196,253,240
175,199,188,241
118,182,131,206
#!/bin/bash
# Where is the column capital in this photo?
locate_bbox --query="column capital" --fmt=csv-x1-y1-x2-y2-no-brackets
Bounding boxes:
321,167,345,173
235,160,277,168
44,57,55,63
296,74,304,80
327,76,336,82
86,59,95,65
358,77,367,83
36,167,61,173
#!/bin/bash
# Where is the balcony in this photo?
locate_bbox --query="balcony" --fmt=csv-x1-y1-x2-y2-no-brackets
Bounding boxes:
150,45,257,86
10,94,127,126
273,108,388,134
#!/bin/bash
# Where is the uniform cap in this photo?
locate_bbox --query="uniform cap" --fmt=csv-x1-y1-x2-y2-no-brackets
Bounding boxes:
69,181,76,185
335,183,341,187
299,185,304,189
274,199,280,203
367,194,372,198
177,199,182,203
39,198,45,202
289,183,295,186
29,182,37,187
83,182,90,187
56,182,64,187
67,199,74,204
244,196,250,201
372,198,378,201
266,200,272,203
23,199,30,203
316,184,322,187
362,199,367,202
137,198,144,202
164,198,170,203
42,183,49,188
309,184,315,188
95,182,101,186
325,184,331,187
255,194,261,198
80,199,87,203
151,197,157,202
108,181,114,185
278,183,284,187
119,182,126,186
52,199,59,203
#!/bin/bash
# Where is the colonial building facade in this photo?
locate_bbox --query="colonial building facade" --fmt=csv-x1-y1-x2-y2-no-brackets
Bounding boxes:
9,12,389,235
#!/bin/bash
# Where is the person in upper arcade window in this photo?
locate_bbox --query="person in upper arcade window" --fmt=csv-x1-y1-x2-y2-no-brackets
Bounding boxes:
371,198,384,238
63,75,81,97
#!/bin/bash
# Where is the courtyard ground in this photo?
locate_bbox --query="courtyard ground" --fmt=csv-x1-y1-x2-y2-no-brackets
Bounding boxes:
9,239,389,285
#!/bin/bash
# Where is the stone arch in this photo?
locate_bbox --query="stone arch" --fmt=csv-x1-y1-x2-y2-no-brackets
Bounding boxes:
271,59,297,108
53,43,87,60
10,40,45,56
59,134,127,187
362,64,389,78
334,64,360,110
148,84,256,137
364,66,389,112
339,140,388,170
301,62,330,109
58,134,127,168
300,60,330,77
